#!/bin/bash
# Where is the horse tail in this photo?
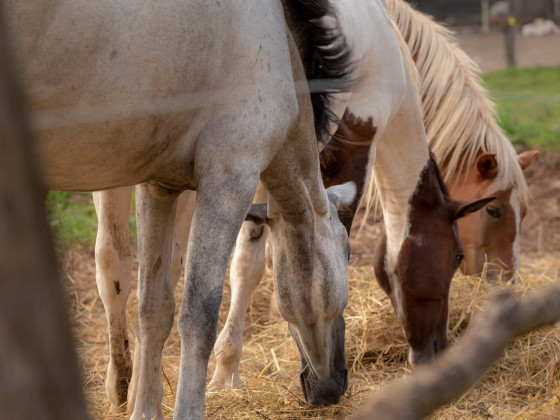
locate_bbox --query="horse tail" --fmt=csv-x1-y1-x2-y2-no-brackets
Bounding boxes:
281,0,355,144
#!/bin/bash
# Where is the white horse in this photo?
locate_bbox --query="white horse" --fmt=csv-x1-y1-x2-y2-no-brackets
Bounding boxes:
90,0,494,408
7,0,357,418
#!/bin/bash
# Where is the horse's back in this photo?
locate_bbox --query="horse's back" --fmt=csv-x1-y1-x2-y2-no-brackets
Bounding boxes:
9,0,291,107
6,0,298,190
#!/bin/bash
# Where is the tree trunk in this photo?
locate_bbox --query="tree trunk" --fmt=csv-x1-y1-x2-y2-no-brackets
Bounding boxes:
0,3,90,419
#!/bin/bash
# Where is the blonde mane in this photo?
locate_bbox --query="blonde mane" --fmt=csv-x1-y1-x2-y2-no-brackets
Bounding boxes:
386,0,529,204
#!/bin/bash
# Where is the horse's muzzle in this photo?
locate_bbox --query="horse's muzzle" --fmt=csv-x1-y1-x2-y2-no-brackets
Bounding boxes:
300,367,348,406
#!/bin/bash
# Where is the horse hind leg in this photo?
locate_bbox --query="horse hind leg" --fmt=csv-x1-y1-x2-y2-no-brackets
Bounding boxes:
92,187,133,411
129,183,178,420
211,183,268,388
170,190,197,289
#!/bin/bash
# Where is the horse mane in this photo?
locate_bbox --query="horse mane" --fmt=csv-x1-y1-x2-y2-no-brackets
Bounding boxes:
282,0,355,144
387,0,529,204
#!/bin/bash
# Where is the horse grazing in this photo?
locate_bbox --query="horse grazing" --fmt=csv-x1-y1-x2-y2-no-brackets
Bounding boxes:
7,0,356,418
90,0,495,404
208,0,495,382
387,0,537,280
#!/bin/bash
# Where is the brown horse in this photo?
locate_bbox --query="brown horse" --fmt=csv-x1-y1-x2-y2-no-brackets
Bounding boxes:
388,0,538,280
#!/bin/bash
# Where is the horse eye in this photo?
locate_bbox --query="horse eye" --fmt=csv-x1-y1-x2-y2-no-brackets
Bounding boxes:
456,254,464,265
486,206,501,219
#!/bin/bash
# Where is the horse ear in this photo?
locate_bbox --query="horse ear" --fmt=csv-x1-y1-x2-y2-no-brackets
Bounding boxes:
452,197,496,220
518,150,538,172
245,203,269,224
326,182,357,209
476,153,498,179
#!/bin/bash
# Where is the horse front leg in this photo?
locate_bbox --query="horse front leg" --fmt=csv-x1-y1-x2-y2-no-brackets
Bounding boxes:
129,183,178,420
174,171,259,419
92,187,133,411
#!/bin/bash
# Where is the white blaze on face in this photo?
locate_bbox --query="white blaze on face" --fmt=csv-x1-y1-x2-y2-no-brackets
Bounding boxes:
510,189,521,271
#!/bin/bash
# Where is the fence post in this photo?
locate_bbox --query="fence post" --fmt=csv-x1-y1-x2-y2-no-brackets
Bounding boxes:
554,0,560,21
482,0,490,33
505,0,517,68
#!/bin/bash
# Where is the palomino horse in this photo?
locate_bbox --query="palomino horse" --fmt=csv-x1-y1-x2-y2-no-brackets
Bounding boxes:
7,0,357,418
91,0,494,405
388,0,537,280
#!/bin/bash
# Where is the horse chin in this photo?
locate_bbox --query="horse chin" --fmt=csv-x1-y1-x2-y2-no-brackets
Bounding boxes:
299,363,348,406
408,338,449,368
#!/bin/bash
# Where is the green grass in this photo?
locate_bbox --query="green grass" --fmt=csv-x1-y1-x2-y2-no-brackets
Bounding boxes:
46,190,136,248
482,66,560,152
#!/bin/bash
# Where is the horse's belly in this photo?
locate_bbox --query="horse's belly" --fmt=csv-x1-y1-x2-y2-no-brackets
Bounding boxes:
39,112,199,191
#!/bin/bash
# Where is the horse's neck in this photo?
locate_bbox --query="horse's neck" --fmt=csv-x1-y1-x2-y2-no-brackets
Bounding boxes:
330,0,430,269
372,101,430,271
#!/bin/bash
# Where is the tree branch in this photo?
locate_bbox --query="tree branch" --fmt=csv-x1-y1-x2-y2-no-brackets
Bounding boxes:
357,283,560,420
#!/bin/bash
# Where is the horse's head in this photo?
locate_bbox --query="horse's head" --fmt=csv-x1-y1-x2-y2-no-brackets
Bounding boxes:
447,150,537,281
246,182,356,406
374,156,494,366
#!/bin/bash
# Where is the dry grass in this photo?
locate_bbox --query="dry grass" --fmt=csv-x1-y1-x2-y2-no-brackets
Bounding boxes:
63,243,560,420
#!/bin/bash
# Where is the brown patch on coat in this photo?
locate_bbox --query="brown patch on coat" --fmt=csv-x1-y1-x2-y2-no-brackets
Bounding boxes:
320,109,376,233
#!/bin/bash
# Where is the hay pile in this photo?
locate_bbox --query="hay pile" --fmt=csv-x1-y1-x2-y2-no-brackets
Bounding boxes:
63,241,560,419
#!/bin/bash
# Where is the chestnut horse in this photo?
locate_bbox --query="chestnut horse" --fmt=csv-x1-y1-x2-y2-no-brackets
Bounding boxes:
388,0,537,280
8,0,358,418
91,0,493,405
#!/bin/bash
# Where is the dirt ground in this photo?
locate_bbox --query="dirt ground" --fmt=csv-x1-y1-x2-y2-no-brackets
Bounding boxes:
455,32,560,73
62,152,560,419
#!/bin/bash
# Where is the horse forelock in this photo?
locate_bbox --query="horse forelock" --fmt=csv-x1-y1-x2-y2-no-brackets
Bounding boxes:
282,0,356,145
387,0,530,206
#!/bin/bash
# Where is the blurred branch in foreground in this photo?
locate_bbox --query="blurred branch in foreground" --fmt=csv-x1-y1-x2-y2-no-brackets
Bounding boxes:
357,282,560,420
0,3,89,419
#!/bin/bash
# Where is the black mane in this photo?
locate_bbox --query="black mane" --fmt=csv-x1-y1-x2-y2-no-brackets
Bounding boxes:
282,0,355,144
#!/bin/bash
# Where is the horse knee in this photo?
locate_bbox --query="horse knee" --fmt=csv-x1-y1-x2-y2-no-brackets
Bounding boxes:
231,222,267,287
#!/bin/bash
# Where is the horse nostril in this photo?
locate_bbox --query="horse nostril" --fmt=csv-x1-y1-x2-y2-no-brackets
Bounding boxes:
433,339,438,354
